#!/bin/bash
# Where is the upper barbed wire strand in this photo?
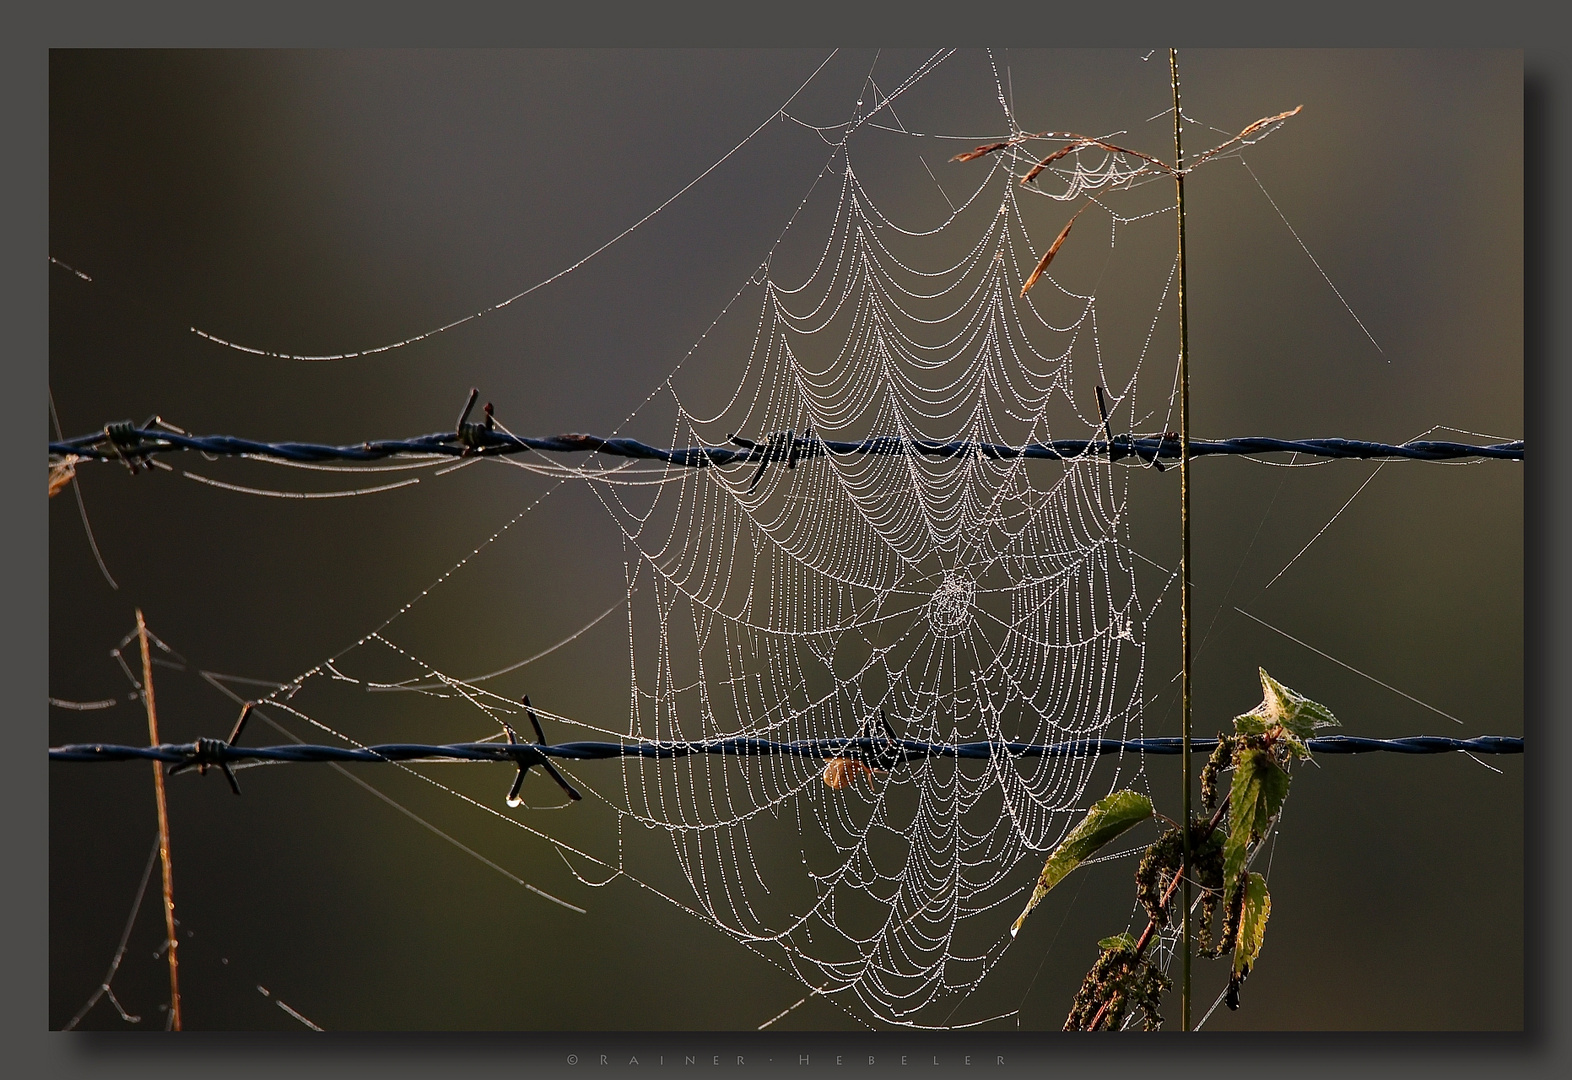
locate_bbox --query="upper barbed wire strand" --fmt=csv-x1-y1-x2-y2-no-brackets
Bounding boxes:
49,425,1524,469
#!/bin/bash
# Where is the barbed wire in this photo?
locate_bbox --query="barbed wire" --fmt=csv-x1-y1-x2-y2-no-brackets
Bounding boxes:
48,426,1528,470
48,396,1525,477
50,734,1524,772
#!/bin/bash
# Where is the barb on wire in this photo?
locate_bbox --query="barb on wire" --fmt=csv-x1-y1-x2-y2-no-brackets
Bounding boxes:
49,407,1524,480
165,703,251,795
50,734,1524,775
502,695,582,805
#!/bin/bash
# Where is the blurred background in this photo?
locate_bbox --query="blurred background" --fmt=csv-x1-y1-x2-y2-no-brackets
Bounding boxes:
49,49,1521,1031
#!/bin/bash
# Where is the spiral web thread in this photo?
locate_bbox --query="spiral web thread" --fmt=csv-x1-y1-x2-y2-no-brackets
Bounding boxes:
112,54,1312,1028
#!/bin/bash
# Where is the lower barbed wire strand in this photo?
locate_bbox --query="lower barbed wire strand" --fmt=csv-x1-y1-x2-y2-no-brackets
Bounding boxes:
50,734,1524,767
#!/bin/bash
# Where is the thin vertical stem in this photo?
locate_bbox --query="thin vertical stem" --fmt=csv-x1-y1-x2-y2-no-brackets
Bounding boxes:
137,609,181,1031
1169,47,1194,1034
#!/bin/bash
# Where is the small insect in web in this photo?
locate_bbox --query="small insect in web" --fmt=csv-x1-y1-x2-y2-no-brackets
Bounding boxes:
821,709,902,790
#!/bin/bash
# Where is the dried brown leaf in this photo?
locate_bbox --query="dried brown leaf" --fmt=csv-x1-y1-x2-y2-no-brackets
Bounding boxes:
822,757,881,790
48,457,78,498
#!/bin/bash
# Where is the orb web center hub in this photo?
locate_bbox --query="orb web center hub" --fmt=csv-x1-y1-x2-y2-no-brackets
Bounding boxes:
927,573,976,638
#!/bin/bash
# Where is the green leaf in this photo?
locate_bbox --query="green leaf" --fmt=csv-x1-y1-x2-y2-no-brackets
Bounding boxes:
1256,754,1290,829
1232,873,1271,977
1224,749,1289,888
1011,790,1153,937
1099,933,1138,952
1277,729,1311,760
1235,668,1339,743
1233,711,1270,736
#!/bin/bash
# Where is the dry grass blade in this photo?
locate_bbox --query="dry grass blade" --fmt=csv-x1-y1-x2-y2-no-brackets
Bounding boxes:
1021,141,1092,185
950,141,1010,163
1186,105,1303,170
949,130,1071,163
137,610,182,1032
1237,104,1303,140
1020,201,1093,298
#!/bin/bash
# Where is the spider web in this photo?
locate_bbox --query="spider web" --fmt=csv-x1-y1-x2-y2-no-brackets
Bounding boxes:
52,50,1345,1030
229,53,1256,1028
587,139,1168,1027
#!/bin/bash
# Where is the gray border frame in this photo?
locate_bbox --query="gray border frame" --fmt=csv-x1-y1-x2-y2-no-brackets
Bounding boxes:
15,3,1561,1077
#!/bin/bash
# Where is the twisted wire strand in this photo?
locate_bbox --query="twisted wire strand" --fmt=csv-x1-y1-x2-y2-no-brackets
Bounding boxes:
49,734,1524,771
50,424,1525,470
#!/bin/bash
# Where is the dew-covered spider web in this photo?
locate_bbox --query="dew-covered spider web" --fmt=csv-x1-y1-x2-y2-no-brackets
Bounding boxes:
53,49,1416,1032
587,163,1155,1028
192,50,1311,1029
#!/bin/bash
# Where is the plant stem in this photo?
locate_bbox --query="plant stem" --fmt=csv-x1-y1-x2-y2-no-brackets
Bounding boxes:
1169,45,1194,1035
137,609,181,1031
1084,800,1228,1031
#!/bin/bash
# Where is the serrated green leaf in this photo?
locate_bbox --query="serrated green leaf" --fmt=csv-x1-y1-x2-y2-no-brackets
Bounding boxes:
1240,668,1340,741
1278,730,1311,760
1224,772,1257,888
1224,749,1289,888
1257,668,1294,723
1232,873,1270,977
1233,711,1270,735
1099,933,1138,952
1255,753,1290,828
1295,697,1340,732
1011,790,1153,937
